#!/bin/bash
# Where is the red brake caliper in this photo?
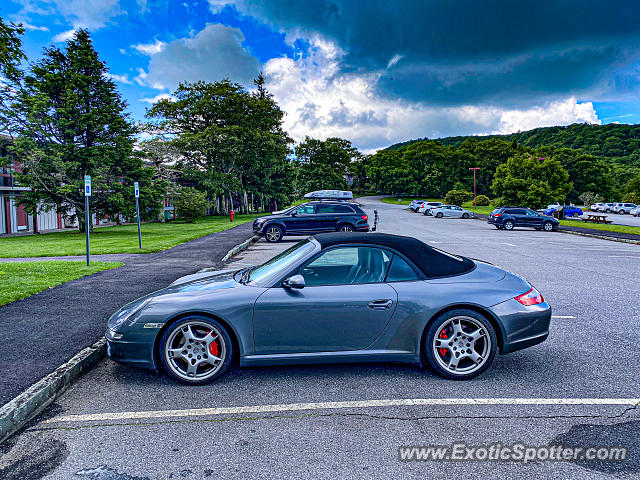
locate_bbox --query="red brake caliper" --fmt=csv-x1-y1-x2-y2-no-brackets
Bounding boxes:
438,329,448,357
208,331,219,356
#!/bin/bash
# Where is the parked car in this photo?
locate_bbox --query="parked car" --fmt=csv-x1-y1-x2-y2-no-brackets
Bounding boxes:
612,202,637,214
253,201,369,242
409,199,427,212
431,205,474,219
488,207,559,231
598,203,615,213
419,201,445,215
106,232,551,383
590,202,604,212
542,205,582,217
631,206,640,217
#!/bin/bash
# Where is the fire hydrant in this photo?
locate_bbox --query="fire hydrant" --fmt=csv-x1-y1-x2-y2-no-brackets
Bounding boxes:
229,209,234,222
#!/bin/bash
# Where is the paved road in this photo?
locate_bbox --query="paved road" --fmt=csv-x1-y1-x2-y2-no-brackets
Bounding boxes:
0,223,253,405
1,198,638,479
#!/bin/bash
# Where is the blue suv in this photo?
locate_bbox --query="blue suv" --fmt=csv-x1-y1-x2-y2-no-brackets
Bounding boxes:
488,207,559,231
253,201,370,242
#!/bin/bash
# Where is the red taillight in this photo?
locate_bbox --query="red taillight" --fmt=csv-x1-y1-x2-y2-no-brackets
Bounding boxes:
362,215,368,221
493,213,502,217
514,287,545,306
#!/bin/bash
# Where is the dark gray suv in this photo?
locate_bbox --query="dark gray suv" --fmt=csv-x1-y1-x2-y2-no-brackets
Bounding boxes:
488,207,559,231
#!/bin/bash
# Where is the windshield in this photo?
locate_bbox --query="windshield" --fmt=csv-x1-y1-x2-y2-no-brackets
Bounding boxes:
246,239,316,285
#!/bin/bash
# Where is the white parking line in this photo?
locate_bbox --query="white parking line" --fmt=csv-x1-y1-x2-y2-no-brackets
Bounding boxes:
502,243,516,246
552,315,576,319
44,398,639,424
607,255,640,258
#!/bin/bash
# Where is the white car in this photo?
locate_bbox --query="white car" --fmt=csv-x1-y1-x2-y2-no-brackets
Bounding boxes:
598,203,615,213
419,201,445,215
409,199,427,212
590,202,604,212
631,206,640,216
431,205,474,219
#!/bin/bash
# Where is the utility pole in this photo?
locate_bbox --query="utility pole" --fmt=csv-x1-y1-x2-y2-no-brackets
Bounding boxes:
469,167,480,207
134,182,142,249
84,175,91,266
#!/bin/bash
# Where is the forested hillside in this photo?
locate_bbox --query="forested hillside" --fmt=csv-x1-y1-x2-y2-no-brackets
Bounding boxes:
387,123,640,166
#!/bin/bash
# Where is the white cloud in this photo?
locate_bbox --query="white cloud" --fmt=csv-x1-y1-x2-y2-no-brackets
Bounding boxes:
140,93,176,104
132,39,166,56
20,21,49,31
107,73,132,84
15,0,121,30
263,37,601,152
52,29,76,43
140,23,260,91
386,54,403,69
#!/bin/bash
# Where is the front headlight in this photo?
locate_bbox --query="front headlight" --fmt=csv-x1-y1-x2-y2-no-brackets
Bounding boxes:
108,298,152,332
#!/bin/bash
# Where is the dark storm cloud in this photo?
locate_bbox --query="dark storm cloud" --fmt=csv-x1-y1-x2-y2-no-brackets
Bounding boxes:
229,0,640,106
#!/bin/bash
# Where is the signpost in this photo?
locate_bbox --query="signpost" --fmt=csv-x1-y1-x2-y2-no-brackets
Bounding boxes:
84,175,91,266
469,167,480,207
134,182,142,249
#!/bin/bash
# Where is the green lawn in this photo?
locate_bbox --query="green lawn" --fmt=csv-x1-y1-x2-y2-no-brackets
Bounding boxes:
0,214,256,258
0,261,123,306
559,219,640,235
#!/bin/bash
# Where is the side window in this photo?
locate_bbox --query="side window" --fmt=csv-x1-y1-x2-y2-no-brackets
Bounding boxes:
296,204,315,215
300,247,391,286
385,255,419,282
526,210,537,216
334,205,355,214
315,204,333,214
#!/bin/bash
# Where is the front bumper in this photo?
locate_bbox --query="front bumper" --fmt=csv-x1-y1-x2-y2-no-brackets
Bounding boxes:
105,324,159,371
490,299,551,354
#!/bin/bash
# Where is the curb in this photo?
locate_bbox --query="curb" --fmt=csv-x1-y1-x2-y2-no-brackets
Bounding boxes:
557,229,640,245
220,234,262,263
0,338,106,444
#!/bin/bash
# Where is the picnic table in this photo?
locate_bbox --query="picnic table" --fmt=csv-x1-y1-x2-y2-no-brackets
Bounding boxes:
582,213,612,224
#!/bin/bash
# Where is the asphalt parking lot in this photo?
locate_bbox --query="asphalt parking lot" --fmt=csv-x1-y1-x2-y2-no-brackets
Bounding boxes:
1,196,638,480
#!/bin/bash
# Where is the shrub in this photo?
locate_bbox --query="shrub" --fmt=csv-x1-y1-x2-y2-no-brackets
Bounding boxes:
491,197,508,208
578,191,601,207
621,192,640,204
473,194,490,206
172,187,210,223
444,189,473,206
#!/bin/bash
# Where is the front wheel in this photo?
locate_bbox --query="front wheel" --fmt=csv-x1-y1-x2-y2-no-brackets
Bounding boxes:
424,309,497,380
264,225,283,242
543,221,554,231
462,213,469,219
435,212,443,218
337,224,354,232
159,316,233,385
573,212,580,217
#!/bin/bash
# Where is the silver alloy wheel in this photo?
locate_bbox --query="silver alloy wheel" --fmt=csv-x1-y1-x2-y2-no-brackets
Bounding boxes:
164,321,226,381
432,316,491,376
504,220,513,230
265,226,281,242
543,221,553,231
436,212,443,218
339,224,354,232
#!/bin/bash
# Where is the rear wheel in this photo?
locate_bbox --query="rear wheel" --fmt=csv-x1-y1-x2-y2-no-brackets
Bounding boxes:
265,225,283,242
572,212,580,217
503,220,514,230
424,309,497,380
159,316,233,385
543,221,554,231
619,209,626,215
337,224,354,232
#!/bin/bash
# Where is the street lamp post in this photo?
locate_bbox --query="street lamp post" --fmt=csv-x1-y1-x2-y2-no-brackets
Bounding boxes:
469,167,480,207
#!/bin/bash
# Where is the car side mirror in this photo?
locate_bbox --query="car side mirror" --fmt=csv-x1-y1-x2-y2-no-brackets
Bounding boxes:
290,211,297,217
283,274,305,289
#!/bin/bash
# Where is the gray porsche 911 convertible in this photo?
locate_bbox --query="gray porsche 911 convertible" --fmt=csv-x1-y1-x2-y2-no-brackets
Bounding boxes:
106,232,551,384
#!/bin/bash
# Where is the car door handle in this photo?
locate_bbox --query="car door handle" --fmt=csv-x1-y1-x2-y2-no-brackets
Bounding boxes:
368,299,393,310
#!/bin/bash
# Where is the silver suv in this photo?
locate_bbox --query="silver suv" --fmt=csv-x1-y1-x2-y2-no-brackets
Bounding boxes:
612,202,637,214
421,201,445,215
597,203,615,213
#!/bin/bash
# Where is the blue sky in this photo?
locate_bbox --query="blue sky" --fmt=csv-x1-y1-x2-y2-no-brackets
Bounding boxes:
4,0,640,151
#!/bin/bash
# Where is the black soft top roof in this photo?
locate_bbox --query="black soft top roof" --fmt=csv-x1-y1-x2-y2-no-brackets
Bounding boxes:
312,232,475,279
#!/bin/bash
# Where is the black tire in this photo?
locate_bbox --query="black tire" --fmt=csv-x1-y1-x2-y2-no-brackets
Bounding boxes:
543,221,554,232
572,212,580,217
619,210,625,215
435,212,443,218
159,315,233,385
337,223,354,232
462,213,469,219
495,225,503,229
423,309,497,380
264,224,283,242
503,220,514,230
